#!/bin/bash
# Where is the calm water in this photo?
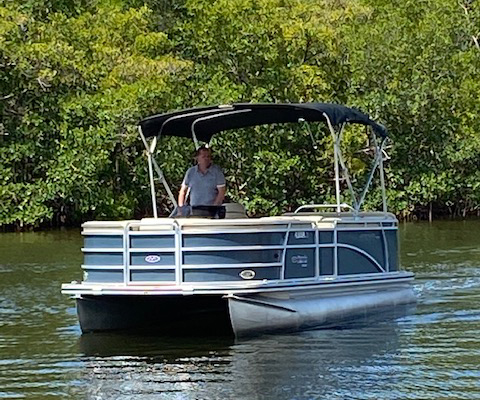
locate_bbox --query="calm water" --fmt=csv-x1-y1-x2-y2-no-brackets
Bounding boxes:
1,221,480,399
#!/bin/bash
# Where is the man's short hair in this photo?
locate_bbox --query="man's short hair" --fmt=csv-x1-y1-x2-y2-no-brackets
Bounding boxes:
195,145,212,157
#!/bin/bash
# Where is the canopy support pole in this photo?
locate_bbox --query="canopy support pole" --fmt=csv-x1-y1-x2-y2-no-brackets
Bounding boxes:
139,127,158,218
324,114,341,214
356,136,386,212
334,123,359,212
139,127,178,218
191,129,200,150
379,140,388,212
147,153,158,218
151,157,178,209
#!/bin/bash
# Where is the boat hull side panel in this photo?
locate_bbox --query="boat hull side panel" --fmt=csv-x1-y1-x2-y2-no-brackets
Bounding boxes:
183,249,283,265
182,267,281,282
338,230,386,269
84,270,124,283
338,248,382,274
130,269,176,282
84,235,123,248
320,248,334,275
183,232,286,247
284,248,316,279
130,235,175,248
385,230,398,271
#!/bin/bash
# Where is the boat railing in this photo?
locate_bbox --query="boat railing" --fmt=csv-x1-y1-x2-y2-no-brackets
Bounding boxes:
123,219,317,287
293,203,354,214
77,215,399,290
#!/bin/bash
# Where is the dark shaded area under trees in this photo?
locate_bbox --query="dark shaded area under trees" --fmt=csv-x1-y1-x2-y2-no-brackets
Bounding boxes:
1,0,479,230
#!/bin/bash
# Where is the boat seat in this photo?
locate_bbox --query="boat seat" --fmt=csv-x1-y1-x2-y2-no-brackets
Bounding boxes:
224,202,247,219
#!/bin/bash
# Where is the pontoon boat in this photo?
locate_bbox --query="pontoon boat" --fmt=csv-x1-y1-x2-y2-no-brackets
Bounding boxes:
61,103,415,337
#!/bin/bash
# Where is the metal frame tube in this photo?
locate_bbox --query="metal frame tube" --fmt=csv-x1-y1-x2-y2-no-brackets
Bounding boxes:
151,158,178,208
157,107,234,140
280,223,291,280
324,114,341,213
191,109,252,150
139,127,159,218
147,152,158,218
356,137,385,211
335,123,358,211
139,126,179,216
379,140,388,212
139,126,150,150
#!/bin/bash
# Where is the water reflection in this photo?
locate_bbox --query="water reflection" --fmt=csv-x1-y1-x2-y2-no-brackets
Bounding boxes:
78,307,413,400
79,332,234,359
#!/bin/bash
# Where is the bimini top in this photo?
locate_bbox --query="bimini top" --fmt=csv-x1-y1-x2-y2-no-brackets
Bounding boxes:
139,103,387,142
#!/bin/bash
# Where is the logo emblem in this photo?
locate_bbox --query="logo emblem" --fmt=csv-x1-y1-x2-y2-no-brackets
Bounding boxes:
294,231,308,239
145,255,161,263
291,255,308,268
239,270,256,280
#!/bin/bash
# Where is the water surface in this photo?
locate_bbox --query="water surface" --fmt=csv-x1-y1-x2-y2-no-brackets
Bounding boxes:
1,221,480,399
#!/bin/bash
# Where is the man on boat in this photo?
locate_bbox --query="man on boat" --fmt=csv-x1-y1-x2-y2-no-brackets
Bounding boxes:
177,145,226,216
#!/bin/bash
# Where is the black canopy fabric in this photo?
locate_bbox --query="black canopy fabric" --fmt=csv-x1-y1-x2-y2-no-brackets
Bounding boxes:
139,103,387,142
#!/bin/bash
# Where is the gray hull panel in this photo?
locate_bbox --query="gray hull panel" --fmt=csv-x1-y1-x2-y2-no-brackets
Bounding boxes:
228,287,416,337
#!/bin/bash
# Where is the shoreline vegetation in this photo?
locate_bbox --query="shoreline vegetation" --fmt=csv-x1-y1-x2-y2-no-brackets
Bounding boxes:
1,0,479,231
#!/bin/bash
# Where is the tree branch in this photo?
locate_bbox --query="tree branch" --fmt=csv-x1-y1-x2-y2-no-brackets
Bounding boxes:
473,35,480,49
1,93,14,101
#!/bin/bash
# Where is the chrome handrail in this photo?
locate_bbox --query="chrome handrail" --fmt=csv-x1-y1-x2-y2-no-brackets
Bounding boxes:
293,203,354,214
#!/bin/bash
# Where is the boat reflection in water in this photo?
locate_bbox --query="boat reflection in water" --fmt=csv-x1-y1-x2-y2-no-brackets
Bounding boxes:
79,304,415,356
63,103,415,337
78,305,415,399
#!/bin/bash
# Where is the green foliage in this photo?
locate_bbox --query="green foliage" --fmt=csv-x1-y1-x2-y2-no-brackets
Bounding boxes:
342,0,480,215
175,0,369,103
0,3,190,228
1,0,479,229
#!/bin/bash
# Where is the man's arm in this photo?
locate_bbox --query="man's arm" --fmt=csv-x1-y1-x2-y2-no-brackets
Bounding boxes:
214,185,226,205
178,184,188,207
213,166,226,205
178,168,192,207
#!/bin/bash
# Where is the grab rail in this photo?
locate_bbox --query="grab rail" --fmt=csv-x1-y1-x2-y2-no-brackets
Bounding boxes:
293,203,354,214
